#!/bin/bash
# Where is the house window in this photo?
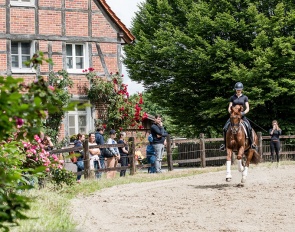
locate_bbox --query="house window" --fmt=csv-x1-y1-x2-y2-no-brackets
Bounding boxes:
67,105,92,140
66,44,87,72
11,41,35,72
10,0,35,7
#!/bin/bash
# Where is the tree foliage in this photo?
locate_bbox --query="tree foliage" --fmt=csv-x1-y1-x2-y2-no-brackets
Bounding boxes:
124,0,295,137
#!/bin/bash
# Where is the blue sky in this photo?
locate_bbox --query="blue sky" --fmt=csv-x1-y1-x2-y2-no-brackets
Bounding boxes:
106,0,145,95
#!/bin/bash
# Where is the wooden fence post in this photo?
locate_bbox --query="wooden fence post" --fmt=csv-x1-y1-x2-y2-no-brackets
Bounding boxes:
257,131,263,158
129,137,136,175
166,134,173,171
83,139,91,179
200,133,206,168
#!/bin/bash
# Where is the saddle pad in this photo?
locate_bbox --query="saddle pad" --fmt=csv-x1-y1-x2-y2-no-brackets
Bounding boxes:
241,122,248,138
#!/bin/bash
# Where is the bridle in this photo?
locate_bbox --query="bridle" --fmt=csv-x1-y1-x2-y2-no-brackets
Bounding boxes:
230,114,242,134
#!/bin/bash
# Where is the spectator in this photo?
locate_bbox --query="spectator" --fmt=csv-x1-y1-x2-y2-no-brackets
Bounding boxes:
146,132,156,173
88,132,101,179
118,132,129,177
106,129,120,179
41,134,54,151
151,114,168,173
269,120,282,163
95,127,106,178
74,133,85,183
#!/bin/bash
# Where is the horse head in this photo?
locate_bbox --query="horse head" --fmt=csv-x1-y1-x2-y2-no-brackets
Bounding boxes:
230,105,243,134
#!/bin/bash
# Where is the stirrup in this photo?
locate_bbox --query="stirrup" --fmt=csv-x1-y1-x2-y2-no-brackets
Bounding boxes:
219,144,225,151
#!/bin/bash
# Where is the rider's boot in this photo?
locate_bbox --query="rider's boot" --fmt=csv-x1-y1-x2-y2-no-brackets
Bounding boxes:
219,131,226,151
248,128,257,150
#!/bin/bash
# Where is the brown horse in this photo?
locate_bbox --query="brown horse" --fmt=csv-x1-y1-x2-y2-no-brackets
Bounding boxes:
225,105,260,184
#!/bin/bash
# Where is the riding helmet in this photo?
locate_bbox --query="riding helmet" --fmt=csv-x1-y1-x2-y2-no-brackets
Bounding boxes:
234,82,243,90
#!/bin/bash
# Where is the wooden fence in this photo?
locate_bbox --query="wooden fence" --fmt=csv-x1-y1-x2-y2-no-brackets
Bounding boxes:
49,133,295,177
168,133,295,171
49,137,137,179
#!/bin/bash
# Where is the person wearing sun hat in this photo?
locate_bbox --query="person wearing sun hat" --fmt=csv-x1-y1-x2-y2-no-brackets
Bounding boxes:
106,129,120,178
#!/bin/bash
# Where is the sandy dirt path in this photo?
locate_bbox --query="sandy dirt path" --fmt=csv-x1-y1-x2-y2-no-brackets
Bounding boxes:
71,164,295,232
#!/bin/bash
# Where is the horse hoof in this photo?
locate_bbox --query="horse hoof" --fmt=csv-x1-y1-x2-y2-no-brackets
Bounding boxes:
237,183,244,187
226,178,232,182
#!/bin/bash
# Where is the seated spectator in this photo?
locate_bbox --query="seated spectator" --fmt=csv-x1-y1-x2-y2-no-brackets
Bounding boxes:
41,135,54,151
74,133,85,183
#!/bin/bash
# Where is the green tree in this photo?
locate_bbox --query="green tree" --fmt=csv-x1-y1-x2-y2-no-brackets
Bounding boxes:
124,0,295,137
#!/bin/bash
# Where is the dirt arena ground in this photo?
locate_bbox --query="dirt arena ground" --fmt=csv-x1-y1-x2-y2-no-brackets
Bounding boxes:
71,163,295,232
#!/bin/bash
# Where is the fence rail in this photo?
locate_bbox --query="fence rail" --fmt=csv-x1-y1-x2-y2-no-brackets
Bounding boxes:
49,133,295,178
168,133,295,170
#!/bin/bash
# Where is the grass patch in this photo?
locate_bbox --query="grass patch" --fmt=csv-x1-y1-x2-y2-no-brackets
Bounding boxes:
9,161,295,231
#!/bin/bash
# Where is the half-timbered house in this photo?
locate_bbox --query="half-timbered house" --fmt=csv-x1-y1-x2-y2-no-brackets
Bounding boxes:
0,0,135,139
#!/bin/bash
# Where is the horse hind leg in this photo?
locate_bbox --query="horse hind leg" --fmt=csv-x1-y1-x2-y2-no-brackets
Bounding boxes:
241,166,248,183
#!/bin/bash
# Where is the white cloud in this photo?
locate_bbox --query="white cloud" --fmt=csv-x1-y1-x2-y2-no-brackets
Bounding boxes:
106,0,145,95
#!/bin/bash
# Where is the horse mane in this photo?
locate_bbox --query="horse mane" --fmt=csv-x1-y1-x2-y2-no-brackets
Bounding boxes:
230,105,244,116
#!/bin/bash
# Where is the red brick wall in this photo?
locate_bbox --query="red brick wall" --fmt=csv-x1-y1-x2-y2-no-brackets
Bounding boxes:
0,39,6,72
65,0,88,10
39,0,61,8
0,8,6,33
10,8,35,34
65,12,89,37
4,0,123,140
92,11,117,38
39,10,62,35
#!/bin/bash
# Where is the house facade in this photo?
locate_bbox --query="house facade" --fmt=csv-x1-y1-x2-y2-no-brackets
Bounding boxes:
0,0,135,139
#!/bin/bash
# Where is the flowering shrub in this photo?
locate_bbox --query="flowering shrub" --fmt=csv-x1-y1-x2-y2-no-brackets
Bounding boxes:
85,69,148,130
21,135,75,187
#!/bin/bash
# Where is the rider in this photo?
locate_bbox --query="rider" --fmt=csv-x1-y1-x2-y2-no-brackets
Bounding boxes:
219,82,257,151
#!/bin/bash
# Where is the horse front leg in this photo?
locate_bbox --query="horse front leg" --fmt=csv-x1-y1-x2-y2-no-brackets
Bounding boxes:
237,147,245,173
226,148,233,182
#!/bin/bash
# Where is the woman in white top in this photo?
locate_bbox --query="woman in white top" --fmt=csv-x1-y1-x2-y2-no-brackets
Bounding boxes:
88,132,101,178
106,129,120,178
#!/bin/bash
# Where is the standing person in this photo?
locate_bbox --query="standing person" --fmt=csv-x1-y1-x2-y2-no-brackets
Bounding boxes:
106,130,120,179
151,115,168,173
146,131,156,173
117,132,129,177
88,132,101,179
74,133,85,183
269,120,282,163
95,127,106,178
219,82,257,151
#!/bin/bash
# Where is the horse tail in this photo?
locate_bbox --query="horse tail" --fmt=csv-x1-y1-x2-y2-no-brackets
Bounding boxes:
250,149,261,164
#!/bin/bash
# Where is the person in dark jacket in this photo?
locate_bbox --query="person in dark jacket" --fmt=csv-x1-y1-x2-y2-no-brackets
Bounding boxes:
151,115,168,173
118,131,129,177
95,127,106,178
269,120,282,163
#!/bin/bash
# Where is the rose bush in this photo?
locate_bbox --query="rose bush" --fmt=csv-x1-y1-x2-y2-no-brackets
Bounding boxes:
85,69,148,130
